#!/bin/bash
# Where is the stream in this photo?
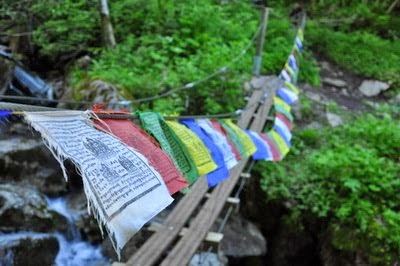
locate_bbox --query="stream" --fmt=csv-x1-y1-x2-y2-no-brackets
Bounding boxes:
0,197,110,266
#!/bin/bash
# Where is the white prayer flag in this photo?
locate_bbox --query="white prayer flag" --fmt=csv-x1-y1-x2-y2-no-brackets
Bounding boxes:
24,111,173,257
197,119,238,169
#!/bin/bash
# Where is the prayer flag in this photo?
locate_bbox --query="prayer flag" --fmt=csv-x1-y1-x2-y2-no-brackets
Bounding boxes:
166,120,217,177
138,112,199,184
197,119,238,169
180,119,229,187
95,118,188,195
24,111,173,257
245,130,270,160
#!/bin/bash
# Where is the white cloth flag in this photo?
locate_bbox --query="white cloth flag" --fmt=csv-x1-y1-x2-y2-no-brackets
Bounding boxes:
197,119,238,169
24,111,173,257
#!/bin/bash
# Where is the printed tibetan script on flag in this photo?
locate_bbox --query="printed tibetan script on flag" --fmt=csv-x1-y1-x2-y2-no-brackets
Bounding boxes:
24,111,173,257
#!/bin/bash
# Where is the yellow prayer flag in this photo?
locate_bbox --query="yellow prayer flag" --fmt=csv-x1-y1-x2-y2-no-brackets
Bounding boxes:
274,96,291,113
166,121,217,176
270,130,290,156
284,81,300,95
223,119,257,157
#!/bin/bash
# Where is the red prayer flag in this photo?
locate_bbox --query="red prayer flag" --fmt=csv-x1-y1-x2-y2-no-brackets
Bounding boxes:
94,118,189,195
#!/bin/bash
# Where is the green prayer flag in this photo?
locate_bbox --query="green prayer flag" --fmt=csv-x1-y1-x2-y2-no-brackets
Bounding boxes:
138,112,199,184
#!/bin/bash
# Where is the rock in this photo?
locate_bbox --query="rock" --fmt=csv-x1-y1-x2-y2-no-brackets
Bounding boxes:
0,184,68,233
76,55,92,69
81,80,122,104
358,80,390,97
0,232,59,266
220,215,266,258
341,88,350,97
0,57,13,93
323,78,347,88
305,91,322,102
305,122,324,130
0,135,67,196
326,113,343,127
190,252,228,266
320,61,332,72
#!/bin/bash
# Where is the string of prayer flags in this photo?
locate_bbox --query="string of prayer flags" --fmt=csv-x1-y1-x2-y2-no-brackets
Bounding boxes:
221,119,257,157
165,120,217,177
209,120,242,162
245,130,270,160
138,112,199,184
94,118,189,195
24,111,173,257
197,119,238,169
180,119,229,187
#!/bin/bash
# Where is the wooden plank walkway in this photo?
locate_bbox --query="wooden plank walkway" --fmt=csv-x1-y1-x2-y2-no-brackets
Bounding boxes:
126,76,276,266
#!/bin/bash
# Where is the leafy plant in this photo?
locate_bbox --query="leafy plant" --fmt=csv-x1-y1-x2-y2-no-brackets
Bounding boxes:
258,113,400,265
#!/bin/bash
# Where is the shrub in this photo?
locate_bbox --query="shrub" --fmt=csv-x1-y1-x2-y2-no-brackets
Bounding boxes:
259,113,400,265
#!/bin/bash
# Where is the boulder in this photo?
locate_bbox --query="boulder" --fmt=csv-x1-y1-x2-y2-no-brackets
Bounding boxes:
358,80,390,97
190,252,228,266
326,113,343,127
220,214,266,258
0,184,68,233
0,232,59,266
323,78,347,88
0,135,67,196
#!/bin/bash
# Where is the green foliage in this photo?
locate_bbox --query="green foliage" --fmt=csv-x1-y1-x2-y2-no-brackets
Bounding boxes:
307,21,400,87
305,1,400,40
31,0,100,57
70,1,319,114
259,113,400,265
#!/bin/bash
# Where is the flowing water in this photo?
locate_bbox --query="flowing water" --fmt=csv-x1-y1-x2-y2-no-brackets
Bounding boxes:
0,197,110,266
46,197,110,266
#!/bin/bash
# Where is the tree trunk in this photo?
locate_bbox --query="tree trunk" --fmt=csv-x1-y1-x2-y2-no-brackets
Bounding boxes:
99,0,116,49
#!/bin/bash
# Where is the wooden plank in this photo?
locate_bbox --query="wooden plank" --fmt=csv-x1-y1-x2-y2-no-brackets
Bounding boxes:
147,223,223,244
160,164,246,266
126,81,266,266
160,86,274,266
205,193,240,205
125,177,208,266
